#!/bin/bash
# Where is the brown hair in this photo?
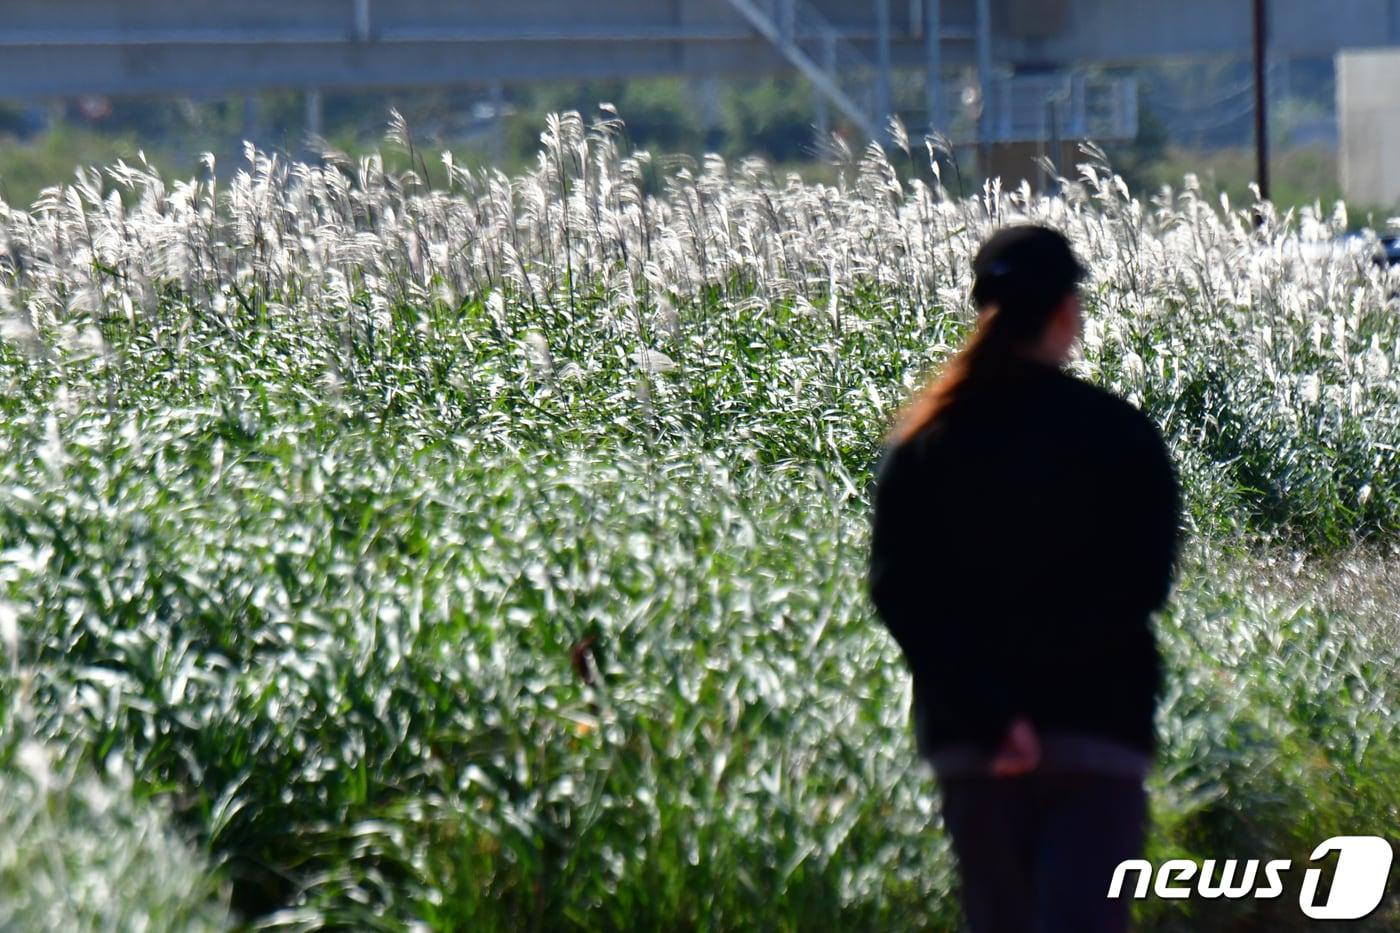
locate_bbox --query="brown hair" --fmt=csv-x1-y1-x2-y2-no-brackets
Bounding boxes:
886,225,1086,447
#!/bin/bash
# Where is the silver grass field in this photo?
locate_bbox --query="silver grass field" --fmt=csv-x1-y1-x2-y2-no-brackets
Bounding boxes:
0,111,1396,930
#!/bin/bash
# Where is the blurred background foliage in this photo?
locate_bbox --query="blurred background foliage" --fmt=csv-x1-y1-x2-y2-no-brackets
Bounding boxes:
0,56,1384,222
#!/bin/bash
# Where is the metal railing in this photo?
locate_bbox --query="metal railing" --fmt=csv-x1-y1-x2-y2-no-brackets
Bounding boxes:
974,74,1138,144
726,1,1136,148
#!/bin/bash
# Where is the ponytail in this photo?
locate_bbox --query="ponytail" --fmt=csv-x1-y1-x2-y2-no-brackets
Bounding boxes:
886,307,1023,447
886,224,1087,449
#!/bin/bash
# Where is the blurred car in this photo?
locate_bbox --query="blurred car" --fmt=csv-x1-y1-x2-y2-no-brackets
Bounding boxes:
1334,231,1400,269
1381,235,1400,267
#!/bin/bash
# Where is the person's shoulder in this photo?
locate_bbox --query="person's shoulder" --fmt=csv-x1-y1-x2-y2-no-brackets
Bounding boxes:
1052,369,1151,425
1049,370,1171,457
873,433,917,485
871,431,934,513
876,426,929,479
873,413,957,491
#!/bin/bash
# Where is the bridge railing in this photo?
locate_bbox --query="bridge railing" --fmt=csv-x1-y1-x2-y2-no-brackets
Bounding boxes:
974,74,1138,144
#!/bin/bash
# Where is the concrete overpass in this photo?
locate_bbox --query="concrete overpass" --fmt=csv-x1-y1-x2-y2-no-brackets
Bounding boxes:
0,1,1397,142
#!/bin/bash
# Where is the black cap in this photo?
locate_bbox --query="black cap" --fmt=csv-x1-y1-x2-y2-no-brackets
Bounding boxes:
971,225,1087,312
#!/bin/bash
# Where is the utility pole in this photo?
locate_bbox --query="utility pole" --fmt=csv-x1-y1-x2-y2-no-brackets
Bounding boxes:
1253,0,1270,205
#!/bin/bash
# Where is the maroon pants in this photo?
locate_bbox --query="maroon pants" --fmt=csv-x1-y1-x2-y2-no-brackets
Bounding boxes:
938,772,1148,933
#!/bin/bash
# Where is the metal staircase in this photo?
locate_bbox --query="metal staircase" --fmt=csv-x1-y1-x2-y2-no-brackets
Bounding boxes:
725,0,881,140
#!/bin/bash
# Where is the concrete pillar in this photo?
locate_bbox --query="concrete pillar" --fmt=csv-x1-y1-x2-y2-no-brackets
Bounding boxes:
818,33,837,139
875,0,893,132
976,0,993,169
241,93,259,146
778,0,796,45
306,88,323,139
693,76,723,151
1337,49,1400,208
353,0,371,41
489,80,505,165
925,0,943,132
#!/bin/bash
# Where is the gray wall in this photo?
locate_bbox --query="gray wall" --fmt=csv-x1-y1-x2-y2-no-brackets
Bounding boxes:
1338,48,1400,207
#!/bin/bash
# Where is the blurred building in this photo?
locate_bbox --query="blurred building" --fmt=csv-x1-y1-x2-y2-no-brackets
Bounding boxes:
0,1,1398,187
1338,48,1400,208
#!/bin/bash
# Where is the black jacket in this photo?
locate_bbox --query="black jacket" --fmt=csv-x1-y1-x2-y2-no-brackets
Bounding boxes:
867,355,1181,758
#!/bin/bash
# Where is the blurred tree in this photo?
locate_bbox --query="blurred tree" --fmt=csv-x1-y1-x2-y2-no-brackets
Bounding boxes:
720,78,818,163
507,78,702,158
0,103,32,138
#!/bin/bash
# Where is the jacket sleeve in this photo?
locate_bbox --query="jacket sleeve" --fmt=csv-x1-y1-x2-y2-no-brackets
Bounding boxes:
867,439,1019,753
867,440,925,652
1103,411,1182,619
